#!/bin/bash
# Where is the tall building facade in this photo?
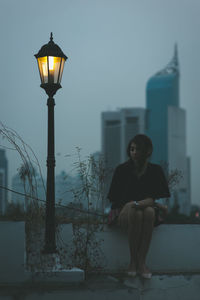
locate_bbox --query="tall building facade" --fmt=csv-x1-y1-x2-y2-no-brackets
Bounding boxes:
102,108,146,169
146,45,191,215
101,108,146,206
0,149,8,215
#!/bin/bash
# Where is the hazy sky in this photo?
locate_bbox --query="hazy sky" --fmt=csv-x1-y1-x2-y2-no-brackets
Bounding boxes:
1,0,200,205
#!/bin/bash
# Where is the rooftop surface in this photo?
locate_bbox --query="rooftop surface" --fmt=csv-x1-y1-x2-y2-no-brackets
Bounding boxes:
0,273,199,300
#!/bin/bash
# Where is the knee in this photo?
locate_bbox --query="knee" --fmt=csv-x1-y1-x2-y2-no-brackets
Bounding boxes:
126,207,136,224
143,207,155,222
119,205,135,229
128,208,144,226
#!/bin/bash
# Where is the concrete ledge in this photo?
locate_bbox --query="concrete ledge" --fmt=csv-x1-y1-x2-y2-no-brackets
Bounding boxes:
1,221,200,285
96,224,200,272
0,221,29,283
60,223,200,273
0,222,85,283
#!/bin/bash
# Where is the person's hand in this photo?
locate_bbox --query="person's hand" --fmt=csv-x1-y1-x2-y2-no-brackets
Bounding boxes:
130,201,141,209
129,201,136,208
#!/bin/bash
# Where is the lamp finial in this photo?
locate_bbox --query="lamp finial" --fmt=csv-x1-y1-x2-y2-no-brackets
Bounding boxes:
50,32,53,42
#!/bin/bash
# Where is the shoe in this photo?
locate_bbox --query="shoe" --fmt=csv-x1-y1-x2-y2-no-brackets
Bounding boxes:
127,271,137,277
138,265,152,279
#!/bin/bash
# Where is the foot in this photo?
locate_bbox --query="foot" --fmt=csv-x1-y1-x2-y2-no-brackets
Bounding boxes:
127,271,137,277
127,261,137,277
138,264,152,279
128,261,137,272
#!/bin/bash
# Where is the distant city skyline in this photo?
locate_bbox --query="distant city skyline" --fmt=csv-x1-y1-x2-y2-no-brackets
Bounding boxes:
1,0,200,205
11,169,79,210
101,46,190,215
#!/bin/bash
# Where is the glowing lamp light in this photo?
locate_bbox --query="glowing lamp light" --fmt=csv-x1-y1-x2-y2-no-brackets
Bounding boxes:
35,33,68,97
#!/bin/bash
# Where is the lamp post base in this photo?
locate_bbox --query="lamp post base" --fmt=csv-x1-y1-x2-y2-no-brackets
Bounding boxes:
39,252,62,272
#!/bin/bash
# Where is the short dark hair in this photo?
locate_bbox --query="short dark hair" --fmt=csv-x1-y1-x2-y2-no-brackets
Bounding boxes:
127,134,153,158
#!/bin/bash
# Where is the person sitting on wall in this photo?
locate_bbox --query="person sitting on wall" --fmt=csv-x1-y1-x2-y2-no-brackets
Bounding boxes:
107,134,170,279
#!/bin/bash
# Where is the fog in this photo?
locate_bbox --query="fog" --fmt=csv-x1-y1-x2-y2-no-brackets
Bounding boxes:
1,0,200,204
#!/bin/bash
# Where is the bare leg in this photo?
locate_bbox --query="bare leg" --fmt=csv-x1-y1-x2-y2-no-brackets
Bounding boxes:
128,209,143,271
118,204,143,273
118,203,132,231
137,207,155,275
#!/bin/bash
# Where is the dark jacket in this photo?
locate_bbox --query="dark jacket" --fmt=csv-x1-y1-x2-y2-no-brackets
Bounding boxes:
108,160,170,209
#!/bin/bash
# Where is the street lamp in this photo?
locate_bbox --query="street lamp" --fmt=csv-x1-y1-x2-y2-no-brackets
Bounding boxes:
35,33,68,253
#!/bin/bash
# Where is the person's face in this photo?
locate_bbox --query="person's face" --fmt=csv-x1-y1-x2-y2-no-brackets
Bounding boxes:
130,142,141,162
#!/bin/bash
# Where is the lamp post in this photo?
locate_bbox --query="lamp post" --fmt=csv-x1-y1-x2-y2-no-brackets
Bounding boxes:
35,33,68,253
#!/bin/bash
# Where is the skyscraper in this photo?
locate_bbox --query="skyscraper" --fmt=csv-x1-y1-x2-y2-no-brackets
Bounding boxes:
102,108,146,170
0,149,8,215
146,45,191,215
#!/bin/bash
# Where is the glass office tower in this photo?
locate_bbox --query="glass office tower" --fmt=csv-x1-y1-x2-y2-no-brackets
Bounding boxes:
146,45,179,164
146,45,191,215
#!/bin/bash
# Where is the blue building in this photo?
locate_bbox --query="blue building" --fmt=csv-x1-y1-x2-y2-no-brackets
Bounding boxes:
146,45,191,215
146,45,179,164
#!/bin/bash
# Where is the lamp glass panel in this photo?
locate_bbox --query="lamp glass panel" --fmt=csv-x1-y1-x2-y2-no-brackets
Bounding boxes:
37,56,48,84
48,56,62,84
58,58,65,83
